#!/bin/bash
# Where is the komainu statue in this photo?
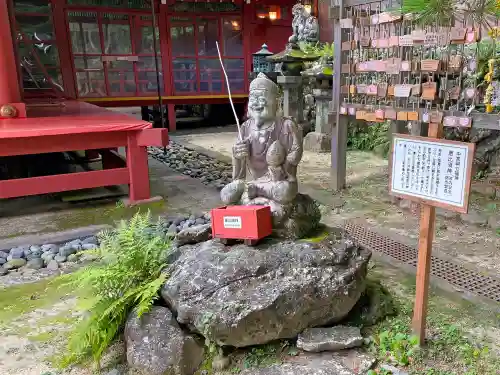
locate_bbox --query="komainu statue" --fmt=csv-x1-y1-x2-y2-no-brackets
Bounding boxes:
288,3,319,44
220,73,321,239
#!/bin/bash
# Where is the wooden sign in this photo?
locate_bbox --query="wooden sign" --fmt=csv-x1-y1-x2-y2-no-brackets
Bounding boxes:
389,135,475,213
389,127,475,345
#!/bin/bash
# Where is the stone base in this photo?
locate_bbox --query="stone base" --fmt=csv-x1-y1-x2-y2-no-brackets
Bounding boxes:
161,232,371,347
303,132,331,152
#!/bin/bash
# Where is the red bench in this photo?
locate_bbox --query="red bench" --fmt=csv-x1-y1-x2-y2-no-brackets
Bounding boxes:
0,101,168,204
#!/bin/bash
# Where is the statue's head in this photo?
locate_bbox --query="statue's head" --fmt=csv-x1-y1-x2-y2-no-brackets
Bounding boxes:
292,3,307,18
248,73,279,126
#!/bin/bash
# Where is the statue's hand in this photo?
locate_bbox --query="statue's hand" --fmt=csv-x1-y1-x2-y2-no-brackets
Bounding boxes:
247,183,258,199
233,141,249,160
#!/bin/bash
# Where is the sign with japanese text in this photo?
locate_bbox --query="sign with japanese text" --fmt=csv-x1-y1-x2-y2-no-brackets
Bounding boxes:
389,135,475,213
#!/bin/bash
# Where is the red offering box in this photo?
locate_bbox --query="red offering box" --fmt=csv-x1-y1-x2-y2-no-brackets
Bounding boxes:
211,205,273,240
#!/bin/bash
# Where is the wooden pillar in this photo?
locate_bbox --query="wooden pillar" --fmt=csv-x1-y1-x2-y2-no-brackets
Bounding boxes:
330,0,347,191
126,132,151,203
0,0,21,105
167,103,176,131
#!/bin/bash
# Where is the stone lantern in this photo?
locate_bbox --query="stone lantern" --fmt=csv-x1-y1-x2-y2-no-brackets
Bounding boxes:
252,44,274,73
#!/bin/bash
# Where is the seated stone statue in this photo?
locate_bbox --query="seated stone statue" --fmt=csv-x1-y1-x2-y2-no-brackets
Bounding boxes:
220,73,320,239
288,3,319,45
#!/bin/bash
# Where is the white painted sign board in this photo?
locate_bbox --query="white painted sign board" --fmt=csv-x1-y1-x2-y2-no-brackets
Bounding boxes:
389,135,475,213
223,216,242,229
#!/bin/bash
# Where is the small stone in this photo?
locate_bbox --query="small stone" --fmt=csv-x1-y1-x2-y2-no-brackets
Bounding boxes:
26,258,44,270
189,215,196,221
9,248,25,259
46,260,59,270
380,364,409,375
0,267,8,276
0,251,7,259
26,252,42,261
4,258,27,270
104,369,121,375
82,236,98,245
55,255,67,263
59,246,76,257
0,258,6,265
195,218,206,225
167,224,178,234
460,210,488,226
41,252,55,261
67,254,79,262
488,215,500,229
176,224,212,246
29,245,42,252
173,218,183,225
82,243,98,251
41,244,58,253
80,253,99,262
297,326,364,352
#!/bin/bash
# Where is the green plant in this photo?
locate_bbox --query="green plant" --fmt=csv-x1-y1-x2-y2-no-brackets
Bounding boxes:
348,121,391,157
373,330,420,366
58,211,171,369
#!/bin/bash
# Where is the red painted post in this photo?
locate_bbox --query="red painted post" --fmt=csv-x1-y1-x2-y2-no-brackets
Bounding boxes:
167,103,176,131
126,132,151,203
0,0,21,105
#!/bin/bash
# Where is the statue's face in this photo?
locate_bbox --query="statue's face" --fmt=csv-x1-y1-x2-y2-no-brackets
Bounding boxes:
248,89,275,125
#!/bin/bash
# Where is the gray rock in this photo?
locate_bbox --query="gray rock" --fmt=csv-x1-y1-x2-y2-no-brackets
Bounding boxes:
0,267,8,276
0,258,6,265
239,357,355,375
104,369,121,375
9,248,25,259
380,364,409,375
26,258,45,270
125,306,204,375
161,234,370,347
167,224,178,235
55,255,67,263
41,252,55,261
67,254,79,262
4,258,27,270
82,236,98,245
59,246,76,257
297,326,364,352
0,251,7,259
26,251,42,261
30,245,42,252
41,244,58,253
488,215,500,229
176,224,212,246
195,218,206,225
46,260,59,270
82,243,98,251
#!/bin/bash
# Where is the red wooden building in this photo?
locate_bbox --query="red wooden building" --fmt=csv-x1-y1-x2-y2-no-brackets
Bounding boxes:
11,0,306,130
0,0,311,205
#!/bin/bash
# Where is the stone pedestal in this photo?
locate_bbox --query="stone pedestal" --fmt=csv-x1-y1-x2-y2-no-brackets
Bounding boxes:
277,75,304,124
303,88,332,152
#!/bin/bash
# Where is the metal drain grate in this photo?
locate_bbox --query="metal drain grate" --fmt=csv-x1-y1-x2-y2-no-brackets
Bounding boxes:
344,222,500,304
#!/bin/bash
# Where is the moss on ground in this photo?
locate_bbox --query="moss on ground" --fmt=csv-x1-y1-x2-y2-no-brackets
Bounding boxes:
0,277,72,327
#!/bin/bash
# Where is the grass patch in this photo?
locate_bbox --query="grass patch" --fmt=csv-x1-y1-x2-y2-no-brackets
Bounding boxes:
365,264,500,375
0,277,72,327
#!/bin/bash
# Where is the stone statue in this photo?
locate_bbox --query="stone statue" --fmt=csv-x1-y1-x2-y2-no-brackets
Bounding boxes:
220,73,320,239
288,3,319,45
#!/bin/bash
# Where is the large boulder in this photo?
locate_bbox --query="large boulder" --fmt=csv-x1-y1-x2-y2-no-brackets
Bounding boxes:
124,306,204,375
161,233,371,347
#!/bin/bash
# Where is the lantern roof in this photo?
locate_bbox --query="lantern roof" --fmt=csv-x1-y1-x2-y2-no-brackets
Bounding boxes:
254,44,274,56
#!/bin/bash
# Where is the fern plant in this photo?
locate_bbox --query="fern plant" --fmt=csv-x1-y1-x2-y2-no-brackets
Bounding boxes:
58,211,171,370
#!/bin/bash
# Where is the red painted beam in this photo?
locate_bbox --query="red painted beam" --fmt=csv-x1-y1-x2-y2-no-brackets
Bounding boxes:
0,168,129,199
136,128,169,147
0,1,21,104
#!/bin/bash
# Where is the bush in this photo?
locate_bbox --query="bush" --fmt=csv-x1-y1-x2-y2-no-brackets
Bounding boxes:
58,211,171,369
348,121,391,157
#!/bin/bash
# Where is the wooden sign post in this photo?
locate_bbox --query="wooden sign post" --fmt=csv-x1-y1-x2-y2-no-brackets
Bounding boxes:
389,123,475,344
